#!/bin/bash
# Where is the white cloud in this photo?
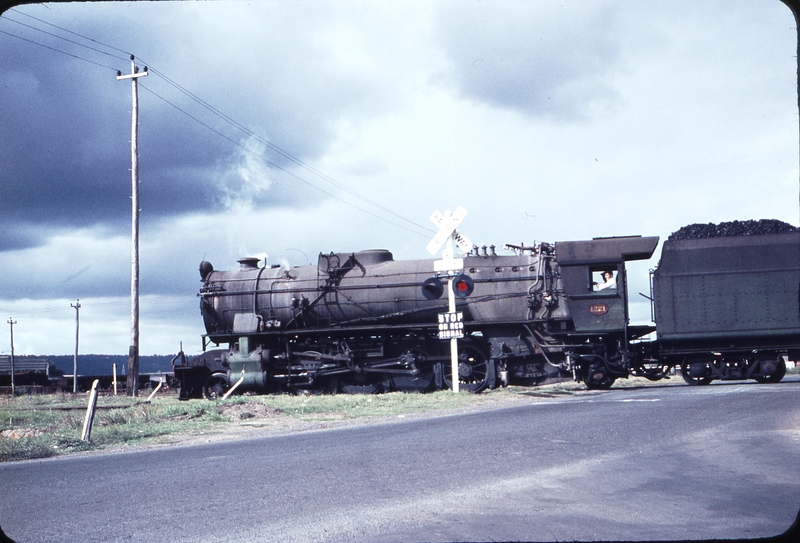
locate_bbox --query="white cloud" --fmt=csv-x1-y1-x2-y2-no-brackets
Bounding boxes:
220,137,274,210
435,0,624,120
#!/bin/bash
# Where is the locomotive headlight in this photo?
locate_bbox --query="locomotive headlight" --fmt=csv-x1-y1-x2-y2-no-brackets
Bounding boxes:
452,274,475,298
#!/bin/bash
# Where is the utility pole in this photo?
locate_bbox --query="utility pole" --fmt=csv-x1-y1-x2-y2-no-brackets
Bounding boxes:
7,319,16,396
71,300,80,394
117,55,147,397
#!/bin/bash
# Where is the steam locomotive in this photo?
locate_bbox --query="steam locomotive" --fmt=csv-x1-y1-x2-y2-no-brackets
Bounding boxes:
173,223,797,399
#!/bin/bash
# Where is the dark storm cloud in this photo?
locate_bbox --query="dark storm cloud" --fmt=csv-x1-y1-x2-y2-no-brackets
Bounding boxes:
0,225,46,252
435,2,623,120
0,47,129,244
0,2,389,253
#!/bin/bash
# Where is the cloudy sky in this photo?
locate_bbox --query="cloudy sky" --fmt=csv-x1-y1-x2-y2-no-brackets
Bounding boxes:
0,0,797,356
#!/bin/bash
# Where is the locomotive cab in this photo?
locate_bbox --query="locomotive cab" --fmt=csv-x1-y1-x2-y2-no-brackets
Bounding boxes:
555,236,659,334
554,236,659,388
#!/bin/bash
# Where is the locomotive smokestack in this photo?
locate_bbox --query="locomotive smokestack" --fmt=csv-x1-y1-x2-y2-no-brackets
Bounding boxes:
237,257,260,270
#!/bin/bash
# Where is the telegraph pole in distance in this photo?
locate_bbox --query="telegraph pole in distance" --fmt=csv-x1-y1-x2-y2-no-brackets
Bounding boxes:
71,300,80,394
117,55,148,397
7,318,16,396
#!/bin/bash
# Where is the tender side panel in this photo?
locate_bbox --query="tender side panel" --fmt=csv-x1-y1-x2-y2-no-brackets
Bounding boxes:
654,232,800,349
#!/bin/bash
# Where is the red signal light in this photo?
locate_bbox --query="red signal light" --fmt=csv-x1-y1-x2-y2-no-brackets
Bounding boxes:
452,274,474,298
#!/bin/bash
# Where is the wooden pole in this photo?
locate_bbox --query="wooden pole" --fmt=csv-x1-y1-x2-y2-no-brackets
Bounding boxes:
7,319,16,396
71,300,80,394
130,55,139,397
81,380,100,442
117,56,148,397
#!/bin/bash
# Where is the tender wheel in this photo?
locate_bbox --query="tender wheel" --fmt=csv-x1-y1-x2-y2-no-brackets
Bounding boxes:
443,343,493,393
203,373,230,400
754,356,786,384
680,358,713,386
339,370,383,394
392,347,436,392
584,364,616,390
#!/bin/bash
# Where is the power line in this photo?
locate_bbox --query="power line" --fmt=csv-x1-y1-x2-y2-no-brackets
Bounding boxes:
141,65,435,235
139,83,431,237
9,8,132,58
3,12,129,62
0,27,121,72
1,10,436,237
3,11,431,234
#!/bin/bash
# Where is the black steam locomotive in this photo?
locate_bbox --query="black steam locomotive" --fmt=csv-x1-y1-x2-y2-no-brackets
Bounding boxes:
174,221,797,399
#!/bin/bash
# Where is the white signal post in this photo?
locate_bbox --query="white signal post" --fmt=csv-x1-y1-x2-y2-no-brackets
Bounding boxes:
428,207,473,393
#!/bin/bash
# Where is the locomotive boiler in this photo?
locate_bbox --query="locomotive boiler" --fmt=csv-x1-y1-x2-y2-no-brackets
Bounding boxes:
174,235,662,398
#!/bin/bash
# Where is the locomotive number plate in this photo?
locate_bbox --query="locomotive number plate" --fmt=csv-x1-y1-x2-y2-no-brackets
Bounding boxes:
588,303,608,316
438,311,464,339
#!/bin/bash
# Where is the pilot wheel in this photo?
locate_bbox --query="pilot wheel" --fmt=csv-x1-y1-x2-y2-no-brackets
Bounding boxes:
584,363,616,390
203,374,230,400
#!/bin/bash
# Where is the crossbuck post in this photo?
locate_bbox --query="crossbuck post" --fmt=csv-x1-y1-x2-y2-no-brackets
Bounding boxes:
427,207,472,392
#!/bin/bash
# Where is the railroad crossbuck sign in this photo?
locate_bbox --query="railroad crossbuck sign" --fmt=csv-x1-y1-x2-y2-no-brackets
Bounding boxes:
427,207,472,257
426,206,472,392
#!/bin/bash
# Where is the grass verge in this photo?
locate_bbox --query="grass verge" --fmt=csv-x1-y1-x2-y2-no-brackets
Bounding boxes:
2,368,795,462
0,384,566,462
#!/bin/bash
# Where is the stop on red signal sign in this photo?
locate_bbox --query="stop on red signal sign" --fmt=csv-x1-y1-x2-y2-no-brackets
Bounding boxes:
438,311,464,339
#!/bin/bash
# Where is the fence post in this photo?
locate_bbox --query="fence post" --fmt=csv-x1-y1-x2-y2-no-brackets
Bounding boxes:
81,380,99,442
145,380,162,402
222,369,246,400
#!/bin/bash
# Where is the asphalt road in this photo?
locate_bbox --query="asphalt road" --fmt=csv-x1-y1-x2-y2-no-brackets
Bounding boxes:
1,378,799,542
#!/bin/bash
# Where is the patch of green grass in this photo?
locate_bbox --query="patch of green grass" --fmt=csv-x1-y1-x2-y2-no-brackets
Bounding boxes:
239,386,527,420
0,395,237,462
1,388,531,462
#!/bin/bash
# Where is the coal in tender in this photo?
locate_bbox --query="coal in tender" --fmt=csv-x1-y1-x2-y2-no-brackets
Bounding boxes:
669,219,798,240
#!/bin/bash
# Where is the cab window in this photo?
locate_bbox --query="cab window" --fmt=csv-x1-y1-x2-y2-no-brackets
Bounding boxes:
591,268,617,292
